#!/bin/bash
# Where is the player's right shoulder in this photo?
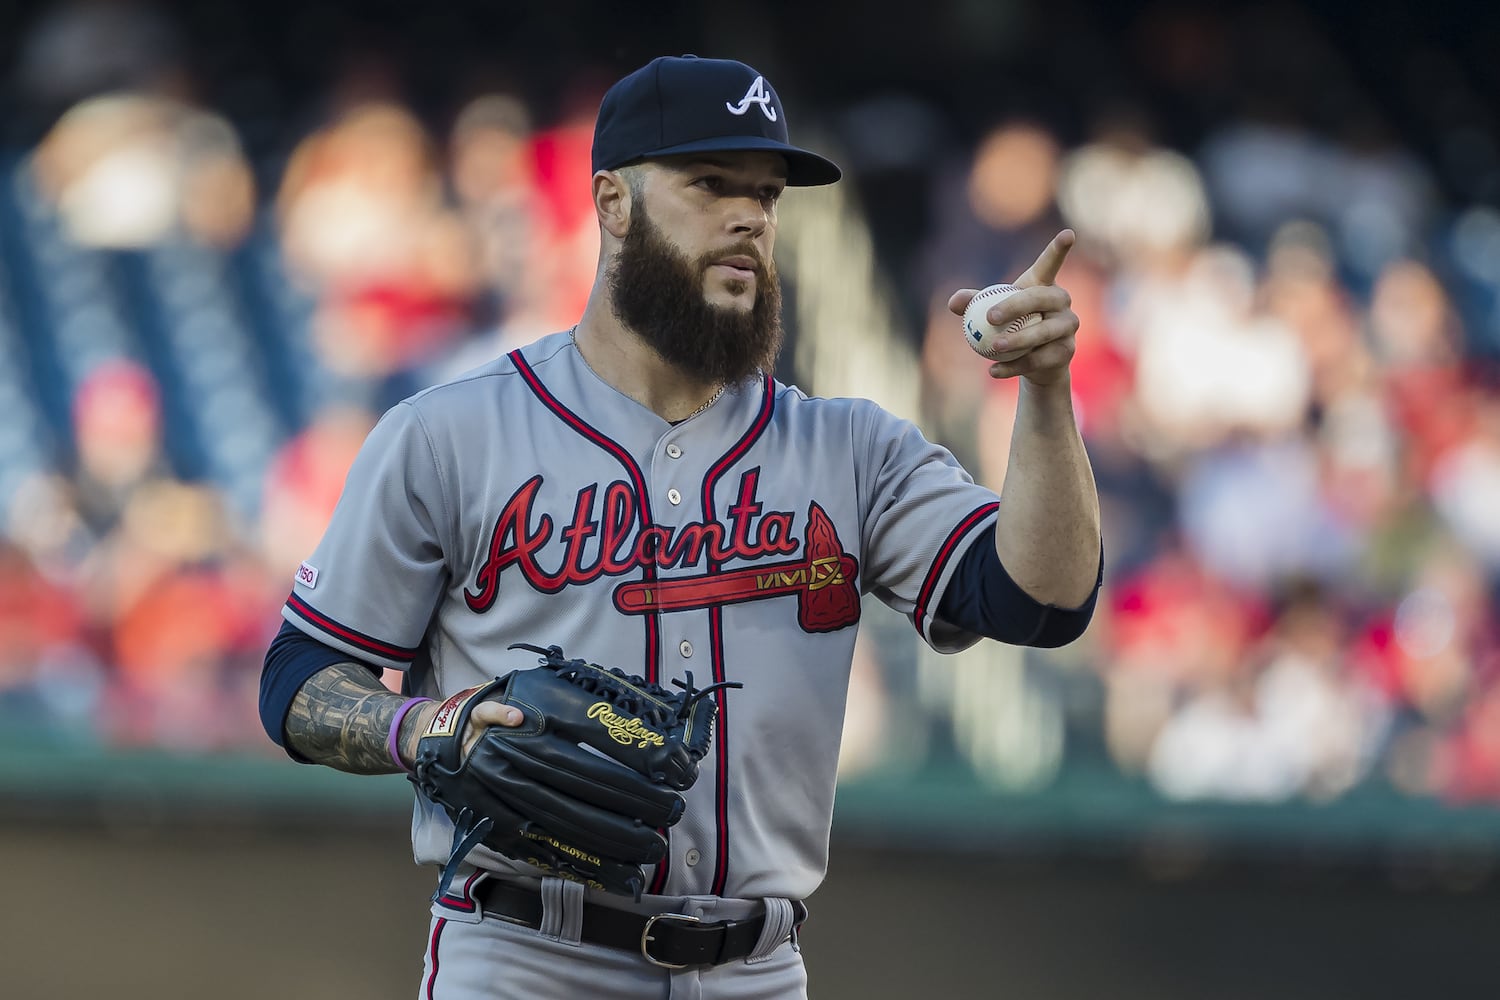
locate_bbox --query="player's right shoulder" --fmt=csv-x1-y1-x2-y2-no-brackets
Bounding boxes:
352,332,572,460
401,330,573,416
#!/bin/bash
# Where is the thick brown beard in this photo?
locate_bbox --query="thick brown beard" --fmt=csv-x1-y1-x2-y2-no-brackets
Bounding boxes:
607,203,783,387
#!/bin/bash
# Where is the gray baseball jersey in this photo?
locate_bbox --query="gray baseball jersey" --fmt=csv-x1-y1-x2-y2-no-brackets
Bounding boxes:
283,329,999,902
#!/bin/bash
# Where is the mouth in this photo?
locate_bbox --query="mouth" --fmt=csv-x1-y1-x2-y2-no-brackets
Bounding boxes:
711,256,758,280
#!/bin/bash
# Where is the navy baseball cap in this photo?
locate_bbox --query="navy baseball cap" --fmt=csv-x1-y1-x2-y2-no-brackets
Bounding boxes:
591,55,842,187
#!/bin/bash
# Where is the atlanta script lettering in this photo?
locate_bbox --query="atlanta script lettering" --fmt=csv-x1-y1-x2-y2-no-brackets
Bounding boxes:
465,469,799,610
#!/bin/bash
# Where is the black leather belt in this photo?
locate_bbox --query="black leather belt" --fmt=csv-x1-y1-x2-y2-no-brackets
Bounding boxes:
474,879,805,969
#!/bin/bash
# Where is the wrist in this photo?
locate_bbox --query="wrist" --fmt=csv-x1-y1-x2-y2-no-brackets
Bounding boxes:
1017,373,1078,423
1021,368,1073,391
387,696,434,773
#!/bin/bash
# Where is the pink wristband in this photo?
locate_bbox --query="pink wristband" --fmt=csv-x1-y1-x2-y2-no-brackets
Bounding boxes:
388,697,433,773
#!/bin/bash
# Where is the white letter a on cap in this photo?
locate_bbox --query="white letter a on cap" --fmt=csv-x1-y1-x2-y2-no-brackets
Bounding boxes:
726,76,778,122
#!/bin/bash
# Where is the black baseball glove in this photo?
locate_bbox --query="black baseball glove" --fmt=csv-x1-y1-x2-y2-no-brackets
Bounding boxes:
412,643,740,899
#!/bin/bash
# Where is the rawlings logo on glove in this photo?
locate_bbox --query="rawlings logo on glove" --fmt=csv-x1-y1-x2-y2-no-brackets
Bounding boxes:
587,702,667,747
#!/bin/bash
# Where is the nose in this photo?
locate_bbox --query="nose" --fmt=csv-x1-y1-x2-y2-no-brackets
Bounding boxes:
727,197,771,238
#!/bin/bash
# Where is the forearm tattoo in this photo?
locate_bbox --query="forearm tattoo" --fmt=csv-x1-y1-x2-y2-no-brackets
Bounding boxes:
284,662,405,775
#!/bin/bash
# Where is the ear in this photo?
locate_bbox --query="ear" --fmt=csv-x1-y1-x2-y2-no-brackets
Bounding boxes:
593,170,632,239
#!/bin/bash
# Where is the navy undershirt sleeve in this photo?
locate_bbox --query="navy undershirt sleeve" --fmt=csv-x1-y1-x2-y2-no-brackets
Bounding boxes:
934,524,1102,647
259,619,383,760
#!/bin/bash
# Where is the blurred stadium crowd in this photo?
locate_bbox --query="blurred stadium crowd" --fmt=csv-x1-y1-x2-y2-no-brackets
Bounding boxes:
2,0,1500,817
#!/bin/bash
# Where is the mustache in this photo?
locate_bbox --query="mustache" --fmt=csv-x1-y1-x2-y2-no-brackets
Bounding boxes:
699,243,768,272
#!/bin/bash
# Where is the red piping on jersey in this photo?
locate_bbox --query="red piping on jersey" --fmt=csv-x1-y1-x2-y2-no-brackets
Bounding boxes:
424,918,446,999
284,592,418,663
509,349,661,681
692,372,776,896
913,501,1000,634
433,869,485,913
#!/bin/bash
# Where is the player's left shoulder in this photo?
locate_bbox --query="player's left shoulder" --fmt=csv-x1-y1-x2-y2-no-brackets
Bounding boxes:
769,379,904,434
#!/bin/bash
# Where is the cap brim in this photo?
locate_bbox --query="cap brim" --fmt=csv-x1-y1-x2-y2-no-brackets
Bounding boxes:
630,135,842,187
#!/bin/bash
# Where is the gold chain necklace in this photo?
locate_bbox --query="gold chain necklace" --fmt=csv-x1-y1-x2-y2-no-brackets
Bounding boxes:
570,327,725,421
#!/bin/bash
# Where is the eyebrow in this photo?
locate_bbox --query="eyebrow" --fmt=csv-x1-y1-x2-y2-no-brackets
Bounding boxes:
680,155,789,181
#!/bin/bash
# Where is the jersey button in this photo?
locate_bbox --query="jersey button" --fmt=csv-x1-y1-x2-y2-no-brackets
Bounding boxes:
667,488,682,505
679,640,693,658
666,444,683,459
685,849,701,867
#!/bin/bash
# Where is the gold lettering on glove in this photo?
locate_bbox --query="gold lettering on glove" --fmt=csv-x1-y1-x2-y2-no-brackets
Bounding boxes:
521,830,603,867
587,702,666,748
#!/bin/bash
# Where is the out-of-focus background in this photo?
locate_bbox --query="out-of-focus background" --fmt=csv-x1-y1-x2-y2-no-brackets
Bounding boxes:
1,0,1499,996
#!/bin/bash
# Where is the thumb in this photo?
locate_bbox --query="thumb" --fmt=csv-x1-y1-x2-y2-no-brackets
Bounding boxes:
947,288,981,316
471,701,524,728
461,700,523,758
1013,229,1076,288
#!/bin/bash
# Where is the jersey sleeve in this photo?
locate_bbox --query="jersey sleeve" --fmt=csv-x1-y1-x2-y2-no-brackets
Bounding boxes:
280,401,452,670
856,403,1000,653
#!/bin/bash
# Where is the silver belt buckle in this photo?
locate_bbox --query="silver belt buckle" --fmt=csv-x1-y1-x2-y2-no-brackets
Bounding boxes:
640,912,702,969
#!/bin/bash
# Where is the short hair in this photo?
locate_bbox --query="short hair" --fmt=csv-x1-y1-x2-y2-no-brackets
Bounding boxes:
615,162,648,202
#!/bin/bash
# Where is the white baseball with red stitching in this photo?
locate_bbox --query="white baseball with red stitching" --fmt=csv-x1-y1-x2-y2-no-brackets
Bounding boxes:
961,283,1040,362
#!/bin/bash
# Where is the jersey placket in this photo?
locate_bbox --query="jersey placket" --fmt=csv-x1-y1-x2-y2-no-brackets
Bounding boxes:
646,428,719,894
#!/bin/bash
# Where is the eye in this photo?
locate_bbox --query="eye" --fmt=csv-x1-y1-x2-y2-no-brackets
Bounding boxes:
760,186,784,205
694,175,725,193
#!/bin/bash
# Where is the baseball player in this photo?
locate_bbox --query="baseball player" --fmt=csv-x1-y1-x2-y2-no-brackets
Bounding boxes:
259,55,1101,999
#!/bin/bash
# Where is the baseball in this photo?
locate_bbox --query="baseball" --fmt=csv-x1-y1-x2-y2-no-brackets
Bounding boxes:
962,283,1041,362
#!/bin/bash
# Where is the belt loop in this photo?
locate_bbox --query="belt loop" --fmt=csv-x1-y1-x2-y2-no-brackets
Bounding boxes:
745,898,796,964
538,878,585,944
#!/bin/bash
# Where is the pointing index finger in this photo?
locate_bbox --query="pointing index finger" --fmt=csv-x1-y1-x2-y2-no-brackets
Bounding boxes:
1014,229,1076,288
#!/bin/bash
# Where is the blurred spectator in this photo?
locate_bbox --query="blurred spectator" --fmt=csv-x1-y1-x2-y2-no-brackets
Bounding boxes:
3,471,93,582
1254,593,1383,801
276,102,479,380
919,120,1067,465
41,358,270,747
1148,589,1381,802
1430,393,1500,573
449,94,538,329
1198,114,1339,256
1200,102,1434,281
1176,436,1357,591
922,120,1065,292
428,85,606,380
257,402,377,586
32,92,254,248
69,359,169,536
1352,544,1497,730
1057,108,1211,275
1126,245,1312,454
0,538,89,709
1261,220,1371,409
1098,546,1268,774
104,534,276,749
1434,677,1500,804
1368,259,1473,490
521,86,604,331
1147,667,1304,802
